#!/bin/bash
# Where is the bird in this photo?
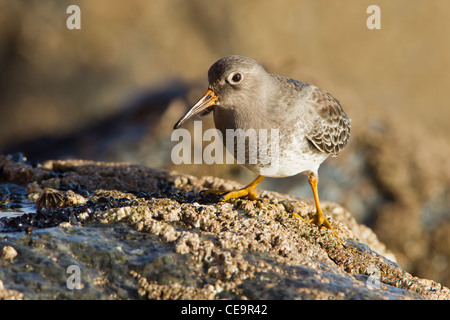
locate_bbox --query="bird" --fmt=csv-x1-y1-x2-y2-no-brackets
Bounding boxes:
174,55,351,243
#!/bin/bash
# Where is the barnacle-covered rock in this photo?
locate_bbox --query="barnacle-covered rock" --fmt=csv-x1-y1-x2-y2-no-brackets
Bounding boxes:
0,157,448,300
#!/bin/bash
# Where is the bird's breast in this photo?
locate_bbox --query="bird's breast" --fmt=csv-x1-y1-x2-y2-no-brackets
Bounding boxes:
211,106,327,177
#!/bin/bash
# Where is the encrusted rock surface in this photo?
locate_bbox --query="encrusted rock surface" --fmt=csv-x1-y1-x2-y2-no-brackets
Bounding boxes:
0,155,448,300
0,280,22,300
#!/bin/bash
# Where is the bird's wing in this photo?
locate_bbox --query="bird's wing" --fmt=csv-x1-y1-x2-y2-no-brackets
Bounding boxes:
305,88,351,156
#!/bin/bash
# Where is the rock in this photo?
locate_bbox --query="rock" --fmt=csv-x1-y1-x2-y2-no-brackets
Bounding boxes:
0,156,448,300
0,280,22,300
1,245,17,262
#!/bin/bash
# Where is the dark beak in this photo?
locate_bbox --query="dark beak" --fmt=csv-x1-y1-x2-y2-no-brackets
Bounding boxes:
174,89,218,129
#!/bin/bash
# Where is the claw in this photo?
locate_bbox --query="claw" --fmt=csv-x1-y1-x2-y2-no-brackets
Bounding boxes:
221,188,259,201
201,176,264,202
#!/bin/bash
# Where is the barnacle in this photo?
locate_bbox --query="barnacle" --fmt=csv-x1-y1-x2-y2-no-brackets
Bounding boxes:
35,188,66,209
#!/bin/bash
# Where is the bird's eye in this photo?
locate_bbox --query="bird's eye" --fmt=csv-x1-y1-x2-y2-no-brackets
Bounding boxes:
232,73,242,82
228,73,243,84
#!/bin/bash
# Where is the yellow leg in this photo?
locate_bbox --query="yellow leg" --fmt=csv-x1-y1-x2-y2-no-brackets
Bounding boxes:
203,175,264,201
294,173,343,245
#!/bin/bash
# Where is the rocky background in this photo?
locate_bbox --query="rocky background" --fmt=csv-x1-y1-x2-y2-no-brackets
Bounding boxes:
0,0,449,296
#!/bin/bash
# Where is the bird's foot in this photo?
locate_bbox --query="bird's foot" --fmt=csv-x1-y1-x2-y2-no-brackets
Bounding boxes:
201,176,264,202
292,211,344,246
222,187,259,201
201,187,259,201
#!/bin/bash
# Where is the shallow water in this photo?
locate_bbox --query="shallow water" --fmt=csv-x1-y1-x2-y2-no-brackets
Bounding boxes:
0,183,36,219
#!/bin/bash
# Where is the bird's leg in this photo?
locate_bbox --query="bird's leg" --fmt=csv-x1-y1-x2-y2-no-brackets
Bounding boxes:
305,173,331,227
202,175,264,201
294,173,343,244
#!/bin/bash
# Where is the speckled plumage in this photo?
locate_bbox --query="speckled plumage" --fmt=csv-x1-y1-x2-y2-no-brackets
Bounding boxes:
306,87,350,156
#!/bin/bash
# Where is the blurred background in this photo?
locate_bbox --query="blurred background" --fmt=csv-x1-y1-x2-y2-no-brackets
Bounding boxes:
0,0,449,287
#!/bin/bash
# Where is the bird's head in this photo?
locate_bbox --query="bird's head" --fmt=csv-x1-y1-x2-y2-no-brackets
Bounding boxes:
174,55,270,129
